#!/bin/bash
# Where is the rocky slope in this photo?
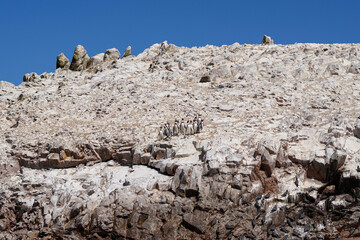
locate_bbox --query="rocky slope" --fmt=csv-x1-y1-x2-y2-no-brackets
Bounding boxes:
0,39,360,239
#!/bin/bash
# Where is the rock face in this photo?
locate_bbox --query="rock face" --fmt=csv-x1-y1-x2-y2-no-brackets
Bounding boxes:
261,34,274,45
56,53,70,69
69,45,90,71
104,48,120,61
1,41,360,239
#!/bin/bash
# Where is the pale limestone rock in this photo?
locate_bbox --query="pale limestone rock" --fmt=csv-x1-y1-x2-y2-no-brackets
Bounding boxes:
122,46,131,58
261,35,274,45
104,48,120,61
87,53,104,68
69,45,90,71
56,53,70,69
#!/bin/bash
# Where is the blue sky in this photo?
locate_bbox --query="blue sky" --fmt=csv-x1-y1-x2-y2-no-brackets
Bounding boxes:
1,0,359,85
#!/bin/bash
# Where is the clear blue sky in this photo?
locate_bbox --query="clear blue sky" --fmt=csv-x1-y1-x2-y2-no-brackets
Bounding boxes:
1,0,359,85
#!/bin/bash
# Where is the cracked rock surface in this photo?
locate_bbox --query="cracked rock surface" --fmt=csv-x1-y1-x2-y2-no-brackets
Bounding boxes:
0,41,360,239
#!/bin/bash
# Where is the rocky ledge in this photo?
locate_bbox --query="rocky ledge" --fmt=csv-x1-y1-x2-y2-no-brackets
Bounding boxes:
0,37,360,239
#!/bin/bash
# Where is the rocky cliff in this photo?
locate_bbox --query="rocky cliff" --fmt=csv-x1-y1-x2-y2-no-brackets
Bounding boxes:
0,39,359,239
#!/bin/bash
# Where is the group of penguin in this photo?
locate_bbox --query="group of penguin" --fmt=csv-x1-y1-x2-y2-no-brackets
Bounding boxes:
158,115,204,140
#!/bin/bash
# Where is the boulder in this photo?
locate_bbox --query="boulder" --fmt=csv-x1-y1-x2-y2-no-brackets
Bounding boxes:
354,121,360,139
70,45,90,71
175,142,197,158
307,157,328,182
87,53,104,68
261,35,274,45
104,48,120,62
348,62,360,74
122,46,131,58
112,150,132,165
56,53,70,69
183,210,209,234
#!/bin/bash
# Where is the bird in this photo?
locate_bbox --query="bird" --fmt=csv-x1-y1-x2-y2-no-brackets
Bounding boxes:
295,176,299,187
292,230,301,237
357,165,360,172
254,200,261,209
304,235,310,240
281,235,288,240
265,193,271,199
210,217,217,226
349,227,355,236
261,216,265,225
225,225,234,230
304,225,310,232
272,231,279,238
312,221,317,228
180,119,185,135
245,233,255,239
252,219,256,229
227,233,233,240
271,205,277,213
299,212,305,219
345,196,352,203
172,120,179,136
239,234,243,240
270,225,276,231
281,190,288,197
287,219,293,228
323,217,327,226
256,194,262,201
280,227,289,233
329,195,336,202
157,127,164,140
216,227,220,239
320,194,328,200
242,199,249,205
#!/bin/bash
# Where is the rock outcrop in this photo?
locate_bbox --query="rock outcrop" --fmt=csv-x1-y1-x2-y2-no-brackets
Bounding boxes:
56,53,70,69
69,45,90,71
1,41,360,239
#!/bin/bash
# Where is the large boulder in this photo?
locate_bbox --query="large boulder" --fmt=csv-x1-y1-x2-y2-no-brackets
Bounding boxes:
261,35,274,45
122,46,131,58
70,45,90,71
56,53,70,69
104,48,120,62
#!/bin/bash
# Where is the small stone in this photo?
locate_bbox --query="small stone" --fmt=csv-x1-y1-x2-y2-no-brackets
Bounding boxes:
261,35,274,45
122,46,131,58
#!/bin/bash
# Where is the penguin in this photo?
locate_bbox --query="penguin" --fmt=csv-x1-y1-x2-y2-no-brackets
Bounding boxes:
158,127,164,141
193,118,198,134
173,120,179,136
271,205,277,213
180,119,185,135
166,122,172,137
295,176,299,187
199,119,204,132
186,121,191,135
163,123,170,139
189,120,194,135
281,190,288,197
